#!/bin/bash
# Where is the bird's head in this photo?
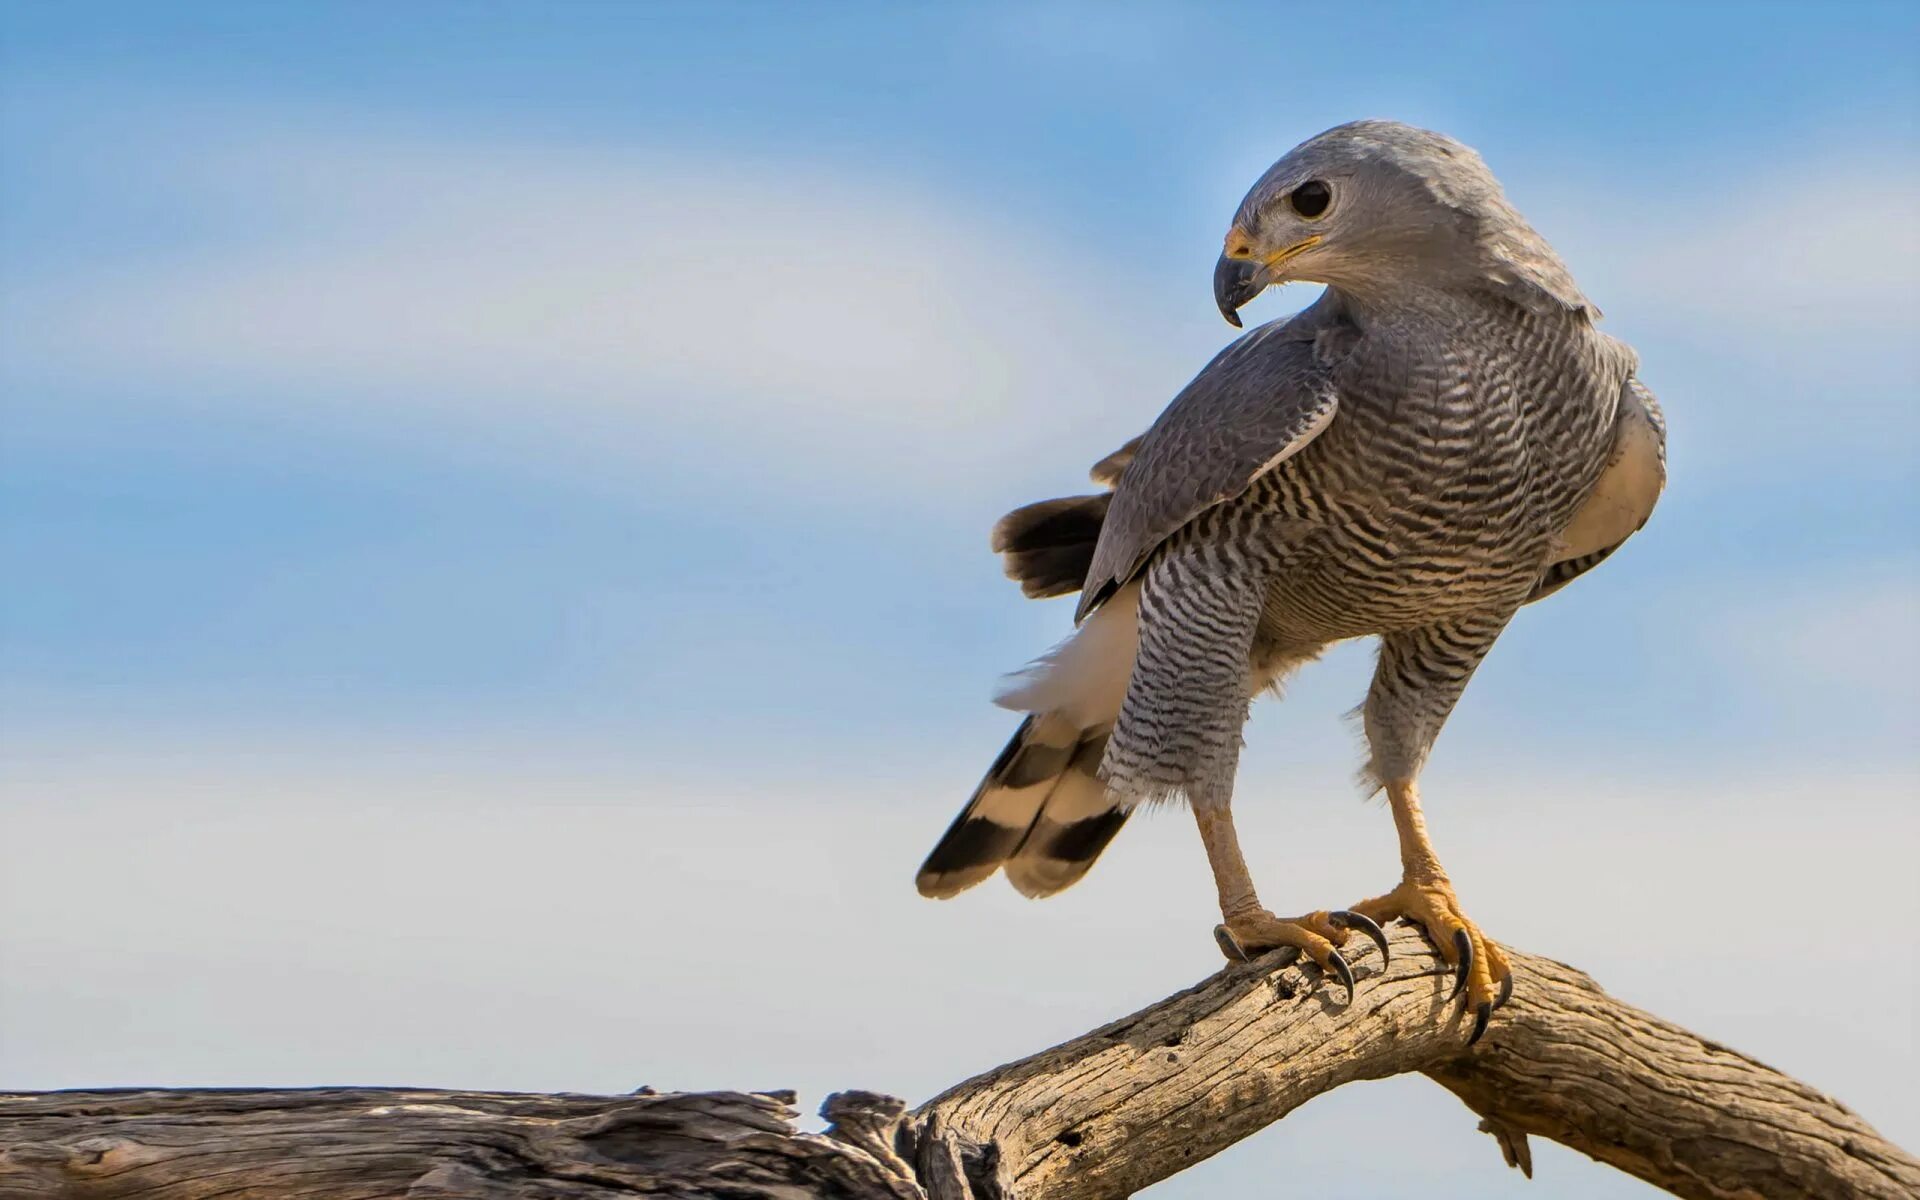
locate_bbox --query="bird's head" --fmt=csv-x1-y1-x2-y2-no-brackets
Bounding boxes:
1213,120,1592,325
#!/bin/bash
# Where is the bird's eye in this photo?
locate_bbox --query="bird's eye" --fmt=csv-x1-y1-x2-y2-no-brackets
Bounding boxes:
1288,180,1332,219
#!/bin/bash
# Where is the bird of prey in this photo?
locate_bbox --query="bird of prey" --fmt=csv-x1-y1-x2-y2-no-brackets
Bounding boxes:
916,120,1665,1041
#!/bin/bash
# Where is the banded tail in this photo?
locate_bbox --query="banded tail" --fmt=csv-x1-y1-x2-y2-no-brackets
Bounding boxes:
916,583,1140,899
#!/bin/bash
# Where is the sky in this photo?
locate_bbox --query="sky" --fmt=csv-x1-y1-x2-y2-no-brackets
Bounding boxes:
1,2,1916,1195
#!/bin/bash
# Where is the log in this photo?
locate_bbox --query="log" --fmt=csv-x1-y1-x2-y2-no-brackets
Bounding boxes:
2,924,1913,1199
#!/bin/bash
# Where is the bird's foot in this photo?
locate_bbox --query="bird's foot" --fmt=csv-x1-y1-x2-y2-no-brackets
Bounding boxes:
1213,908,1390,1005
1350,876,1512,1044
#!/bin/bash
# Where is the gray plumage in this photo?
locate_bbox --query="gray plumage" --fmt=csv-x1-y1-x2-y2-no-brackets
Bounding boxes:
1077,324,1341,622
919,120,1665,899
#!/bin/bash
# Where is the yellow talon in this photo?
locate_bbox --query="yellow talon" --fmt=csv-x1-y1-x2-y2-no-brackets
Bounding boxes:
1214,909,1359,1004
1351,875,1511,1041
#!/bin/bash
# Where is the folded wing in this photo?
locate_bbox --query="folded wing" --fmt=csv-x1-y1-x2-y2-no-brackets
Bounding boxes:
1078,318,1342,620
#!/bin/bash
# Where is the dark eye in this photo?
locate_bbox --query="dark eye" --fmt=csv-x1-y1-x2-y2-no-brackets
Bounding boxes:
1288,180,1332,219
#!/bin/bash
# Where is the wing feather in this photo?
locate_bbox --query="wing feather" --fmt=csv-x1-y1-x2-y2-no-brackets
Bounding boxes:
1076,315,1342,620
1088,435,1144,488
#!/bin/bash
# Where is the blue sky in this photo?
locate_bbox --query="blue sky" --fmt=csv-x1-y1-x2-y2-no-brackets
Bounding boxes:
2,4,1917,1196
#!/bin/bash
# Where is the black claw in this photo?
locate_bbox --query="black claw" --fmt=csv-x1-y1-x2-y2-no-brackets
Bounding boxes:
1495,972,1514,1011
1326,949,1355,1006
1329,910,1390,968
1449,929,1473,1001
1213,924,1250,963
1468,1000,1492,1046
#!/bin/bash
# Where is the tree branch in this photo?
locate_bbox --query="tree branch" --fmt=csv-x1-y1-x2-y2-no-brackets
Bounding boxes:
917,923,1915,1198
2,924,1912,1199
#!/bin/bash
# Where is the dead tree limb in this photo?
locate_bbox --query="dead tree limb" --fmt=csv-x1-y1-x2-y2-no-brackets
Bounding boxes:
2,924,1912,1199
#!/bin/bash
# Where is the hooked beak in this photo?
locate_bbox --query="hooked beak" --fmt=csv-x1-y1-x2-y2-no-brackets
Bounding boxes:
1213,234,1324,327
1213,255,1267,328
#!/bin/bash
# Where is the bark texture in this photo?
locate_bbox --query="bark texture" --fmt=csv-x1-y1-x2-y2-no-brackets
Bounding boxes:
2,924,1912,1200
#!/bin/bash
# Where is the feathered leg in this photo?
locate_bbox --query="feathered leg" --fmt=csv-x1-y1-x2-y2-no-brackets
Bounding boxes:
1351,617,1517,1042
1108,542,1385,1000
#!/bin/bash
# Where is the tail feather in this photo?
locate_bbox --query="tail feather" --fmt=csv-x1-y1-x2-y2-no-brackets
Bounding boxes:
916,721,1132,900
991,494,1107,599
916,715,1065,898
1003,734,1130,897
988,431,1134,601
917,585,1141,901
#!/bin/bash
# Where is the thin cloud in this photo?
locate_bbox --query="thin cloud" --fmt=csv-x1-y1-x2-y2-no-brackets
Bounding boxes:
1542,164,1920,340
2,122,1188,490
7,109,1916,498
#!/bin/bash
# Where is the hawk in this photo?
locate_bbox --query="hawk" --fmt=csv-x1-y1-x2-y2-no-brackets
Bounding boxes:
917,121,1665,1042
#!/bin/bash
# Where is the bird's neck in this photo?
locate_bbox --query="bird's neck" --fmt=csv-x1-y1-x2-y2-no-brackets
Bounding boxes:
1325,278,1502,328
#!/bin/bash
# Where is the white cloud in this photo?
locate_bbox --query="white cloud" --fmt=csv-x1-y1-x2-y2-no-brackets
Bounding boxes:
12,113,1916,498
1541,164,1920,340
3,127,1189,488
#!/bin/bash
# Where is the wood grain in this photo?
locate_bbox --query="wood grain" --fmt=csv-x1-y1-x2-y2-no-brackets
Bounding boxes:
3,924,1912,1199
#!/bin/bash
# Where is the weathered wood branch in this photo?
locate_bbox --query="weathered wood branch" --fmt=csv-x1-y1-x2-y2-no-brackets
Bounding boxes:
2,924,1912,1199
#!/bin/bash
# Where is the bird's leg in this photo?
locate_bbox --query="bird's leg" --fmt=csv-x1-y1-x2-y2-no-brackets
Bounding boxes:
1194,804,1387,1003
1349,779,1513,1042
